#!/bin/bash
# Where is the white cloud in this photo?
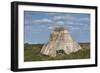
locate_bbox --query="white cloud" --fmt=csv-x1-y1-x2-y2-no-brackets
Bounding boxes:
25,25,44,32
55,21,64,25
32,18,52,23
71,27,80,30
41,19,52,22
52,14,90,25
68,26,89,31
66,26,81,30
66,26,73,28
66,21,89,26
48,26,54,30
25,18,52,26
52,14,77,20
53,16,66,20
67,22,74,25
79,17,90,21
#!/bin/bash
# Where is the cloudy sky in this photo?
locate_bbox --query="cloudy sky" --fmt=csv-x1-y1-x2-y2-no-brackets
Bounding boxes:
24,11,90,44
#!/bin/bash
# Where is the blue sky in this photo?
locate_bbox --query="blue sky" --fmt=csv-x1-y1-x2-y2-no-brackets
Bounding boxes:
24,11,90,44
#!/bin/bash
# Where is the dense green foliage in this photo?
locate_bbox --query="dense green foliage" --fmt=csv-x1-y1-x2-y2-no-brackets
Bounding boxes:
24,43,90,62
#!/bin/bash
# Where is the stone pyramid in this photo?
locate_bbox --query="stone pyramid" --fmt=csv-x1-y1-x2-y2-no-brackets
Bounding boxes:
40,27,82,57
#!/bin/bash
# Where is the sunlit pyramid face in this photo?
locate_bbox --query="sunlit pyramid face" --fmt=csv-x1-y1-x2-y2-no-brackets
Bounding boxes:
41,26,82,57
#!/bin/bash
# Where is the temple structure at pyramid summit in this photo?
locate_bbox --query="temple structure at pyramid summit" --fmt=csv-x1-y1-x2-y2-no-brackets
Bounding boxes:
40,27,82,57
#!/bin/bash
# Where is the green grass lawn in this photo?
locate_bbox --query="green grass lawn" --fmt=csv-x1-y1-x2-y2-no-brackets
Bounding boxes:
24,43,90,62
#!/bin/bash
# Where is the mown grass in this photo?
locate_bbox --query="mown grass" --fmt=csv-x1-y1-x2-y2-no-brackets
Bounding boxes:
24,43,90,62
